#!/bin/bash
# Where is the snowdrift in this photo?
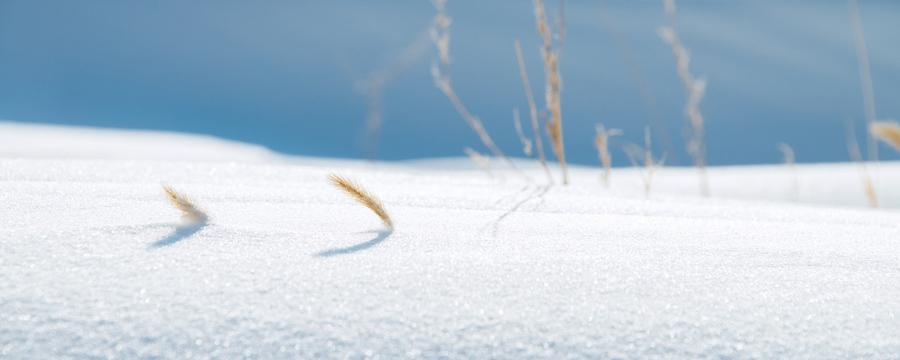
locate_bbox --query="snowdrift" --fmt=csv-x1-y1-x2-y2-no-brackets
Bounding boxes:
1,123,898,358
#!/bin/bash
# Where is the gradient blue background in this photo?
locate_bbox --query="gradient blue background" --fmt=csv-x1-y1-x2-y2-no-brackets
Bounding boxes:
1,1,898,166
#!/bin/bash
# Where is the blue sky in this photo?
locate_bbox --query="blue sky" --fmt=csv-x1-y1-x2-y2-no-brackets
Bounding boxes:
0,1,898,165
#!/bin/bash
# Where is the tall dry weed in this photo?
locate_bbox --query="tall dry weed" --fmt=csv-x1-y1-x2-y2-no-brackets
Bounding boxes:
429,0,521,175
533,0,568,185
658,0,709,196
849,0,879,161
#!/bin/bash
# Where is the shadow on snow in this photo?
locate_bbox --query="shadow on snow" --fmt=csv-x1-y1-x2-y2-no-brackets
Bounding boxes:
148,220,208,249
315,229,393,257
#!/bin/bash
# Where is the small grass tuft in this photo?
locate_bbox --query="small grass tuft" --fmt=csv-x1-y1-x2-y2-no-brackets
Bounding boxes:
328,174,394,229
624,127,665,198
869,121,900,151
595,124,622,188
162,185,208,223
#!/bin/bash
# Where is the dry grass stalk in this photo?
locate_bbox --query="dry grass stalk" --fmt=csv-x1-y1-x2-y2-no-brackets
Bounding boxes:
595,124,622,188
533,0,569,185
870,121,900,151
429,0,451,66
514,39,553,183
849,0,878,161
162,185,208,223
847,124,878,208
663,0,676,18
624,128,665,198
464,147,494,177
512,108,533,156
777,143,799,202
658,0,709,197
429,0,523,177
328,174,394,229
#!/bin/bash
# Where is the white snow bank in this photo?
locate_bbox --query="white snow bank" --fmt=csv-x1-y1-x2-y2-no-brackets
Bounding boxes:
1,123,899,358
0,122,275,162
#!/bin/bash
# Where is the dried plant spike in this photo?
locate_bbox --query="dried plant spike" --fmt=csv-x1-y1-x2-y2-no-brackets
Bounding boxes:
430,0,451,66
595,124,622,188
623,127,664,198
849,0,878,161
513,108,533,156
514,39,553,183
534,0,568,185
328,174,394,229
659,0,709,197
162,185,208,223
870,121,900,151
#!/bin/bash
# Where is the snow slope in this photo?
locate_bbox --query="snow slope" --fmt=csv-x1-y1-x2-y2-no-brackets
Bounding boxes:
2,123,899,358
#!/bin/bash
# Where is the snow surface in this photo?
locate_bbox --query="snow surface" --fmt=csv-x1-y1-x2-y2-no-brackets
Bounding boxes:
2,123,899,358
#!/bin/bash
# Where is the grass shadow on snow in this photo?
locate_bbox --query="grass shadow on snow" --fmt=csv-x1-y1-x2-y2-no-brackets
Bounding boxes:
148,220,208,249
315,229,393,257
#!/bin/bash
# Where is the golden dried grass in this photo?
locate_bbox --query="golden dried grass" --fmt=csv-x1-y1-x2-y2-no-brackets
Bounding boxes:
533,0,568,185
328,174,394,229
162,185,208,222
870,121,900,151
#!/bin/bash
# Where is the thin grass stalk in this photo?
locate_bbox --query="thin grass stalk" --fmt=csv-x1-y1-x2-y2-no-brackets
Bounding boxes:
513,108,533,156
595,124,621,188
849,0,878,161
429,0,525,179
533,0,568,185
658,0,709,196
623,127,664,198
514,39,553,183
